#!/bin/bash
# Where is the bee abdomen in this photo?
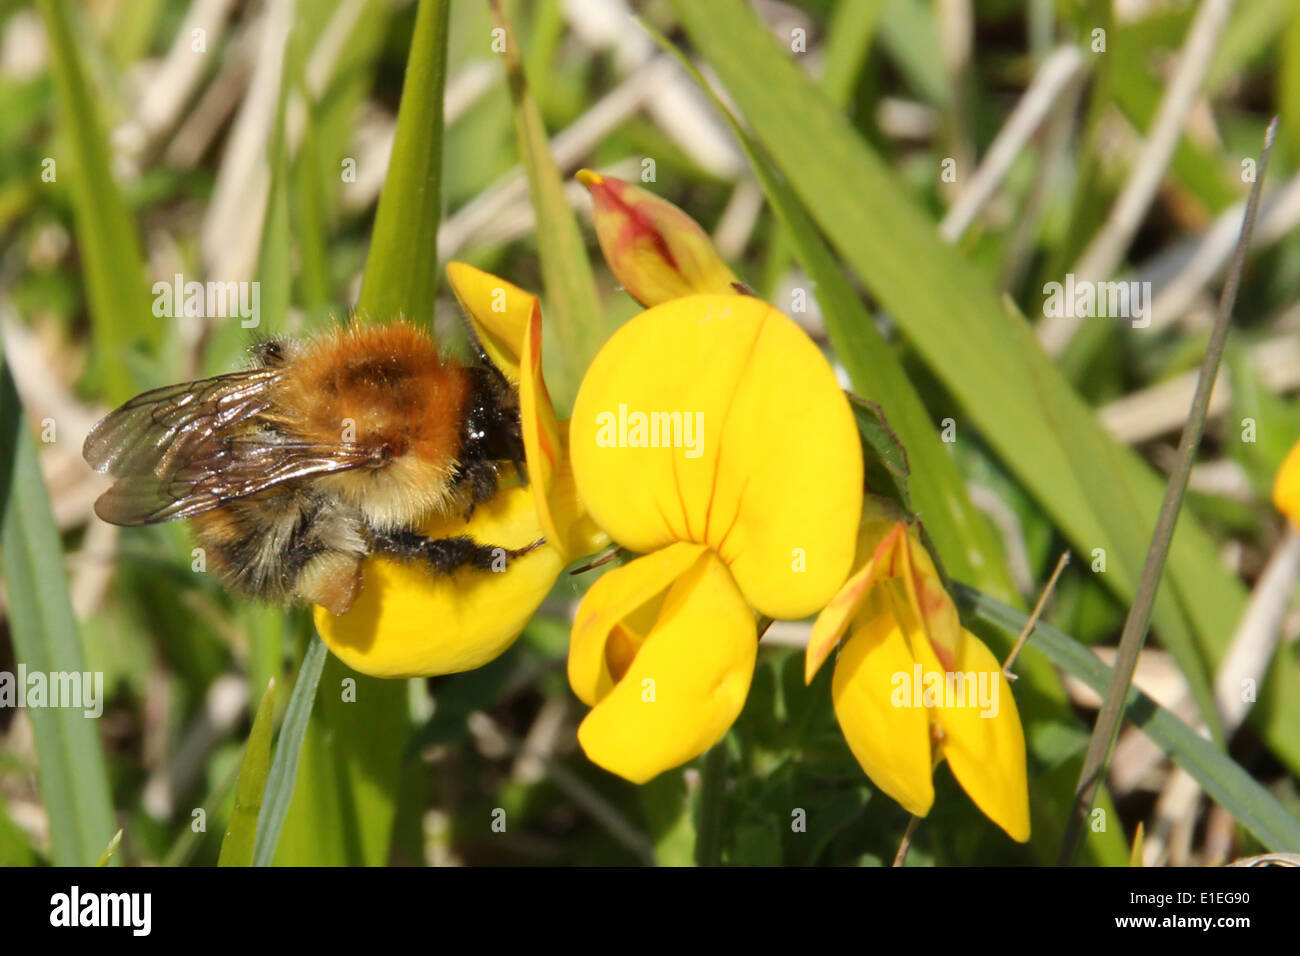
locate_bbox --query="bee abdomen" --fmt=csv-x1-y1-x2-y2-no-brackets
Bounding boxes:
191,492,366,610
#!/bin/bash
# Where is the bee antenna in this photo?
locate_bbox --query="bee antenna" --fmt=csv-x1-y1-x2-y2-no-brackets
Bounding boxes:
457,312,494,367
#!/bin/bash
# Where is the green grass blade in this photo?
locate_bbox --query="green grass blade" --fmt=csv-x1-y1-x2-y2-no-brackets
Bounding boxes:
490,0,604,409
876,0,949,107
820,0,887,107
36,0,154,403
670,0,1237,745
356,0,450,325
218,679,277,867
253,636,327,866
955,584,1300,853
0,347,117,865
1060,119,1277,863
93,829,123,867
271,655,410,866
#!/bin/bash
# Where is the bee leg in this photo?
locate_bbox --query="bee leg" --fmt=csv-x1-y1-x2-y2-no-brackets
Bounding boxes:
296,552,363,615
454,458,500,521
373,529,544,575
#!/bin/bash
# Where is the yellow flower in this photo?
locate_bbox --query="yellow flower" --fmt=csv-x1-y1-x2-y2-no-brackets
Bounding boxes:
567,293,863,782
313,264,606,678
806,500,1030,842
576,169,740,307
1273,440,1300,525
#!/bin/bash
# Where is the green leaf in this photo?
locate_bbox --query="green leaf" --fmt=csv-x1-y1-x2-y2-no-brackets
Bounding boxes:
94,829,123,867
253,637,327,866
0,346,116,866
956,583,1300,852
357,0,451,326
1282,5,1300,161
36,0,154,402
0,793,37,866
877,0,949,107
1226,346,1300,508
850,395,914,522
272,655,409,866
218,679,277,867
641,769,697,867
490,0,604,410
820,0,887,107
671,0,1238,747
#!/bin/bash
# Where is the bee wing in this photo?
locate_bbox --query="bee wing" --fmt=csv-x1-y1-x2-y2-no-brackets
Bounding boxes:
84,367,282,477
84,368,383,525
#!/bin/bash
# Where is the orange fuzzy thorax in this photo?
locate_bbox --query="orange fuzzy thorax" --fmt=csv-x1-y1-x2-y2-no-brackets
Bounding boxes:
276,321,471,526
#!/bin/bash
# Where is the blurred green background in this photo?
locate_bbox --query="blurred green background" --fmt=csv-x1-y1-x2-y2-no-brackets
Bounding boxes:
1,0,1299,866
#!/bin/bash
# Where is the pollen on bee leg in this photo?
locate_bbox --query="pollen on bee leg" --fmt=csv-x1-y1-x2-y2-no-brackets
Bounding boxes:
298,552,363,616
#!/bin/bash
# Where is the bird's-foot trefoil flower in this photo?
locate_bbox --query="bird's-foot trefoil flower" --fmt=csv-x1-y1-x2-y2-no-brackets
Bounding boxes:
1273,439,1300,527
576,169,741,307
806,498,1030,842
567,292,863,782
313,263,606,678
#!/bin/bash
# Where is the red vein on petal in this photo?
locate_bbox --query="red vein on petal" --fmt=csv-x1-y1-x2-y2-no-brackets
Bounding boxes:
701,305,771,546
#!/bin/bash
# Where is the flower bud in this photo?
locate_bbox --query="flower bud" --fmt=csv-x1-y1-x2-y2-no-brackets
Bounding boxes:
576,169,740,307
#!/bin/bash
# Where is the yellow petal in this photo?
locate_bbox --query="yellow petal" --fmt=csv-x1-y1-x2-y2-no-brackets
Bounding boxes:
315,478,562,678
910,623,1031,843
806,523,903,682
445,261,533,382
518,296,559,525
516,303,598,561
895,524,964,665
544,437,611,562
1274,439,1300,526
576,169,740,307
569,294,861,620
575,548,756,783
831,588,935,817
568,542,709,706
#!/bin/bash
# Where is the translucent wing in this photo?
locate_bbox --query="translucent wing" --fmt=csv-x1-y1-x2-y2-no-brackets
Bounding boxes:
84,367,384,525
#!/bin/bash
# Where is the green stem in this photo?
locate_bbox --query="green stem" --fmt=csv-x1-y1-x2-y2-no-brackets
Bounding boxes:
1058,117,1279,864
695,743,728,866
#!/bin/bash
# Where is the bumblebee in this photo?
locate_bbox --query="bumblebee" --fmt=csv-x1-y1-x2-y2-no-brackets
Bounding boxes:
83,320,540,615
